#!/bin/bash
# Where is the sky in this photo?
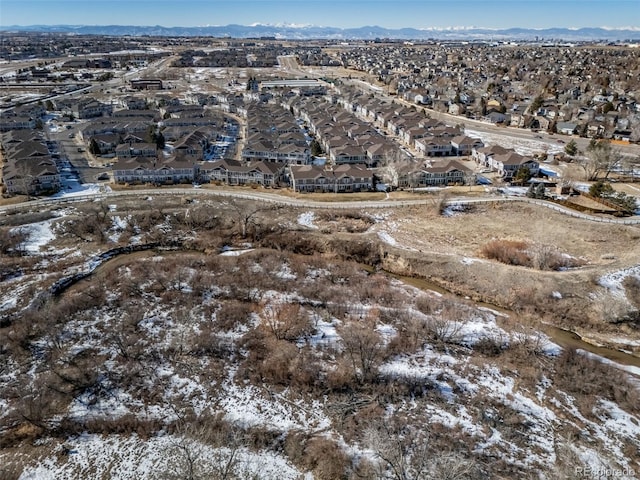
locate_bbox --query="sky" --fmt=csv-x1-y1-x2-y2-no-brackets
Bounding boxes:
1,0,639,30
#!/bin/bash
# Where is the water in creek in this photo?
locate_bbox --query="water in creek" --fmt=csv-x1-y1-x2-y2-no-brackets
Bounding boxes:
367,265,640,371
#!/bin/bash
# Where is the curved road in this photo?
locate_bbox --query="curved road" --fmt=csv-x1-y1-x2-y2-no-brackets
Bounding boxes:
2,188,639,225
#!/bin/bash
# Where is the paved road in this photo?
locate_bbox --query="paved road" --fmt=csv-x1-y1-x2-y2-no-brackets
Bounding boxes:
2,188,639,225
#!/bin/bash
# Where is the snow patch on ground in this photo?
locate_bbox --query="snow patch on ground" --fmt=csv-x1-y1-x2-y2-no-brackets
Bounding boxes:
18,433,303,480
16,218,57,253
52,182,111,199
599,265,640,300
466,129,564,157
377,230,398,246
220,369,331,432
297,211,318,229
220,248,255,256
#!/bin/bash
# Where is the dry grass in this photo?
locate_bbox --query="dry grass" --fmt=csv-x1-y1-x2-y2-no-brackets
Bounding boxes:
380,202,640,264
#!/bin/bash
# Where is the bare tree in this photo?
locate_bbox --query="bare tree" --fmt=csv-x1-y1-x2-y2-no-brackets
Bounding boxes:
227,199,278,239
261,302,312,341
338,313,384,383
378,149,415,189
160,421,260,480
364,420,475,480
577,139,623,180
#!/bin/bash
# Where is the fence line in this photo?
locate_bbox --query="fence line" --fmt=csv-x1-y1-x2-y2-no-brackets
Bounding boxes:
2,189,639,224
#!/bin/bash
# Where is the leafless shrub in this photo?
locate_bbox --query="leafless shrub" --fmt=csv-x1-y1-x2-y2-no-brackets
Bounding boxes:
363,420,434,480
592,293,636,324
0,227,28,255
554,348,639,414
386,314,430,356
323,358,356,392
480,239,530,267
0,210,56,227
261,302,314,341
303,436,350,480
338,314,385,384
60,203,111,243
427,191,450,216
529,243,585,271
261,231,328,255
473,333,508,357
415,295,438,315
216,300,255,331
159,420,255,480
284,432,350,480
510,327,553,358
315,210,375,234
425,316,463,344
622,276,640,309
481,239,584,271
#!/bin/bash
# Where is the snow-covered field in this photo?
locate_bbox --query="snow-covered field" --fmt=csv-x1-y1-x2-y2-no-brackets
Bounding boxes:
466,128,565,157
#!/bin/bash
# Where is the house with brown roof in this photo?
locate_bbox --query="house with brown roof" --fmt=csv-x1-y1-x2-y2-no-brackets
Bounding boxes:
112,156,195,184
115,143,157,159
450,135,484,156
414,136,453,157
289,164,372,193
199,159,284,187
472,145,511,167
399,160,474,188
3,158,60,195
491,151,539,180
0,130,61,196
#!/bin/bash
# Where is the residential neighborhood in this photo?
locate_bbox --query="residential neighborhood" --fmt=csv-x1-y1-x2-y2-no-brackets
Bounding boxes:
2,24,640,480
1,33,639,200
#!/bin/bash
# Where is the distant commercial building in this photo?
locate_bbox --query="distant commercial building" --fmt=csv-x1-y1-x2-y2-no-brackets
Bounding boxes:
130,79,163,91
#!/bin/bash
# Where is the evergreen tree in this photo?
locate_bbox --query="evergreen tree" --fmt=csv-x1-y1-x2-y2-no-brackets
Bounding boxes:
310,139,323,157
564,140,578,157
156,132,165,150
535,182,546,199
89,138,101,155
526,183,536,198
514,166,532,184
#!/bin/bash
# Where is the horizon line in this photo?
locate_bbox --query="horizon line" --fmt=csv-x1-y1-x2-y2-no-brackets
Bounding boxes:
1,23,640,32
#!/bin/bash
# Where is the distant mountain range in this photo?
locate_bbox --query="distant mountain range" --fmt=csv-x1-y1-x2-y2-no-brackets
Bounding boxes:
2,24,640,41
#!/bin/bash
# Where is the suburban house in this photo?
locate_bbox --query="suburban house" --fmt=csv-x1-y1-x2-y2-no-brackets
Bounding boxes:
472,145,512,168
241,140,311,165
557,122,578,135
0,116,37,132
0,131,61,195
115,143,158,159
450,135,484,156
329,144,369,165
90,133,121,155
414,136,453,157
2,157,61,195
112,157,196,184
172,131,208,160
70,100,114,119
199,159,284,187
289,164,373,193
491,151,540,180
398,160,475,188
